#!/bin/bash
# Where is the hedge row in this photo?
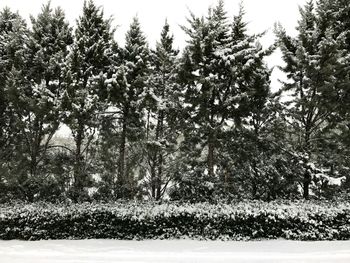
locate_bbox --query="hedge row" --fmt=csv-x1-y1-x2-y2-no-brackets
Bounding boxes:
0,201,350,240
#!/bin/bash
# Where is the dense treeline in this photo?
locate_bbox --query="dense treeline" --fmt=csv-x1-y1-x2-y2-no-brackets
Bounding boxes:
0,0,349,203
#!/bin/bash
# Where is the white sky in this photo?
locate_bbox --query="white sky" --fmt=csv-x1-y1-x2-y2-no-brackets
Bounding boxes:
0,0,308,91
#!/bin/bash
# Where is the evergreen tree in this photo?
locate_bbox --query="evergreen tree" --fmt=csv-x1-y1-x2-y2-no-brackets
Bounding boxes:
107,16,149,199
6,3,72,200
0,8,28,191
140,20,179,200
0,4,73,200
178,0,230,185
275,0,346,199
93,115,119,200
62,0,116,201
225,92,301,200
316,0,350,196
176,1,274,200
25,3,72,176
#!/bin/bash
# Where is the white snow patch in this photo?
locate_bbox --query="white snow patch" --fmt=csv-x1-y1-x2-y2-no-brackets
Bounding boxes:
0,240,350,263
86,187,98,196
91,174,102,183
192,69,200,77
55,124,72,138
314,173,346,186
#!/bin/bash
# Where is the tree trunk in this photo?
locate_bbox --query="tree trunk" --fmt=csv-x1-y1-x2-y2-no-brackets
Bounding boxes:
208,131,215,177
155,110,164,200
224,171,228,194
30,149,38,179
145,107,157,199
303,128,311,200
118,114,127,198
251,163,259,199
30,119,41,178
156,153,163,200
27,119,43,202
73,120,84,200
303,170,311,199
150,163,156,199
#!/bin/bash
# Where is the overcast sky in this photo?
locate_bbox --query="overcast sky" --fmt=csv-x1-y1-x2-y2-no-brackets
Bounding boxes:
0,0,308,91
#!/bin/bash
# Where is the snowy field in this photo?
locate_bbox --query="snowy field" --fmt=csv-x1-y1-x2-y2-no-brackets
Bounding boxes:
1,240,350,263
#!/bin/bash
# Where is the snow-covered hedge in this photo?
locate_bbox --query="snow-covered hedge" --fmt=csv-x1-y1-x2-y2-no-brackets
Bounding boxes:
0,201,350,240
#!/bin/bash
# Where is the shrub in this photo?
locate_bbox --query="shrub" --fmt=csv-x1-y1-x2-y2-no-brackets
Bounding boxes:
0,200,349,240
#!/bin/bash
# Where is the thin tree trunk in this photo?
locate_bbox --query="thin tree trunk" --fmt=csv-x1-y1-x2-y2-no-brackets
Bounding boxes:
27,119,43,202
224,171,228,194
303,170,311,199
208,131,215,177
145,107,157,199
150,163,156,199
156,153,163,200
303,128,312,200
118,113,127,198
73,119,84,201
30,119,41,178
155,110,164,200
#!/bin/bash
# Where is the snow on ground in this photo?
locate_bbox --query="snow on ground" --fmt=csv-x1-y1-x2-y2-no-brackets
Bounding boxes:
1,239,350,263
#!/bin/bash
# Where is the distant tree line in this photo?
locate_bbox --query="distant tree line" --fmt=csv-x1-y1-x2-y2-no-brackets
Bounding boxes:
0,0,349,202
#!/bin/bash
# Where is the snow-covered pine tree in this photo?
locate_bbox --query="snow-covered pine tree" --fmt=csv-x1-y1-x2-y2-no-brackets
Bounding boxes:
275,0,346,199
178,0,230,190
217,5,276,197
23,3,72,180
0,8,27,90
323,0,350,126
92,114,119,200
62,0,116,201
316,0,350,195
107,16,150,199
0,4,73,201
175,1,274,200
0,8,28,187
225,90,301,200
141,20,179,200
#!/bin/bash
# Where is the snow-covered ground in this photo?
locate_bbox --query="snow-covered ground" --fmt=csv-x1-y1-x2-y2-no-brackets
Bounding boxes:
1,239,350,263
